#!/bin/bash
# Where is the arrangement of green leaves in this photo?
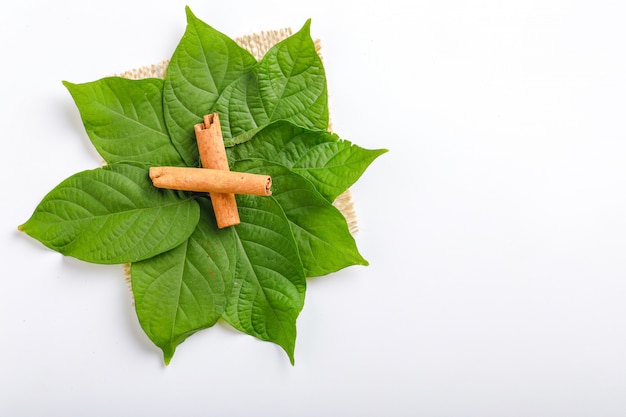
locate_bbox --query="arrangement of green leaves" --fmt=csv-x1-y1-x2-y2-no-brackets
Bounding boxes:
19,7,386,365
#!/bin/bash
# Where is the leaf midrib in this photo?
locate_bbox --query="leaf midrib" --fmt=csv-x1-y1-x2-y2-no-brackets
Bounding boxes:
88,100,168,139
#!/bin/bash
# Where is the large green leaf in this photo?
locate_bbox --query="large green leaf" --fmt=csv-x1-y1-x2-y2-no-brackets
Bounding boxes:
131,198,235,364
19,163,199,264
63,77,184,166
228,121,387,201
163,6,257,166
234,159,368,276
223,193,306,364
216,20,328,140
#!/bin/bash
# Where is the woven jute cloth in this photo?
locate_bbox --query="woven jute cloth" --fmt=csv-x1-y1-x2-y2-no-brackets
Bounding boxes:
117,29,357,233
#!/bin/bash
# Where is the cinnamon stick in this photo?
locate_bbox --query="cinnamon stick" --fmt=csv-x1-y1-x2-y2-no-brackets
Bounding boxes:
150,113,272,228
194,113,240,228
150,167,272,196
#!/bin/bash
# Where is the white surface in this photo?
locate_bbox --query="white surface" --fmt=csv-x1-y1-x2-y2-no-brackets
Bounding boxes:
3,0,626,415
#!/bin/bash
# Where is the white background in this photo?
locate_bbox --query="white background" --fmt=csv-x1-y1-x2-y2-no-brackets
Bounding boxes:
2,0,626,415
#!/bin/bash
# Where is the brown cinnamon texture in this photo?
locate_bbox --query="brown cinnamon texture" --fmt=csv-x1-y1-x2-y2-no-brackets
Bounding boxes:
194,113,240,228
150,167,272,196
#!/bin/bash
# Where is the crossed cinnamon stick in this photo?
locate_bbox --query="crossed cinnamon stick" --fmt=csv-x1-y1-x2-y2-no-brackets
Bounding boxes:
150,113,271,228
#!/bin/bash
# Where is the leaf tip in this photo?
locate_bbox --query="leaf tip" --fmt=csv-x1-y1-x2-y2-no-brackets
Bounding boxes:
163,349,175,366
17,219,33,234
281,338,297,366
61,80,73,90
370,147,390,166
370,147,389,160
184,5,197,22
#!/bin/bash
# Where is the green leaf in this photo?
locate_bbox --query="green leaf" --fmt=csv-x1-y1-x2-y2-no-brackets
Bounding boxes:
19,164,199,264
223,193,306,364
131,198,235,364
63,77,184,166
216,20,329,140
228,121,388,201
234,159,368,276
163,6,257,166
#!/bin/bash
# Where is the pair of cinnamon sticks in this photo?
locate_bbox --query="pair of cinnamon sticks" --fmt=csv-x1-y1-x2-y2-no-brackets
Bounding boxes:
150,113,271,228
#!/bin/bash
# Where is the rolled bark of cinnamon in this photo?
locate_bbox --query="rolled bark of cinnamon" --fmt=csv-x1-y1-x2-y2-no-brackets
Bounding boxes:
150,167,272,196
195,113,240,228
